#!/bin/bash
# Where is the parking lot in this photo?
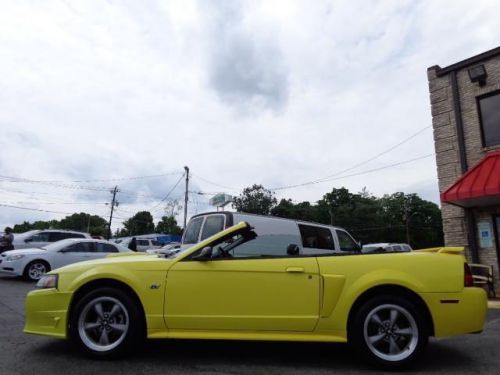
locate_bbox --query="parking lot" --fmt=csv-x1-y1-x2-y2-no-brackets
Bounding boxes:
1,277,499,375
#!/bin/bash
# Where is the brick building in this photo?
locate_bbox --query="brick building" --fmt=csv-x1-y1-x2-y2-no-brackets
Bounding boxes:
428,46,500,296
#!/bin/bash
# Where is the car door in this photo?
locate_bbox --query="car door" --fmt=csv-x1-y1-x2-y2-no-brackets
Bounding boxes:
94,242,120,257
165,220,321,332
52,242,96,269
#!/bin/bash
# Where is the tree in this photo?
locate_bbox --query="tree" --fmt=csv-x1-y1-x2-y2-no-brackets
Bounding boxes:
379,193,443,249
233,184,277,215
156,216,182,235
122,211,155,236
271,199,317,222
316,187,383,244
11,213,107,236
58,213,108,236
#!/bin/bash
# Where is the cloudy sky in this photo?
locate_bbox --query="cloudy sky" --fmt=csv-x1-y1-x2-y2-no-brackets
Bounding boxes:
1,0,500,232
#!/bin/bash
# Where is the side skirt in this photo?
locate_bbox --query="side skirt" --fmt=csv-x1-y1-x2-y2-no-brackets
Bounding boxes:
148,329,347,343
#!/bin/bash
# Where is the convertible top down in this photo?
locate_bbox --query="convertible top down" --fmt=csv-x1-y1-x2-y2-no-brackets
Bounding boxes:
24,221,487,369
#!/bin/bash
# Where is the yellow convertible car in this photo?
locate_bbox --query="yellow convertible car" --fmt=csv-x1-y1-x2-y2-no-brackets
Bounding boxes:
24,221,487,368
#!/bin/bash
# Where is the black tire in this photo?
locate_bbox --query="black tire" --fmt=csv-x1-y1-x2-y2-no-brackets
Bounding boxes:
23,260,50,282
69,287,145,359
348,295,429,369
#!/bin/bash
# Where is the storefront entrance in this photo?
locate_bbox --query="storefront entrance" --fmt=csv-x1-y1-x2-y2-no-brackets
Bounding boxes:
494,215,500,270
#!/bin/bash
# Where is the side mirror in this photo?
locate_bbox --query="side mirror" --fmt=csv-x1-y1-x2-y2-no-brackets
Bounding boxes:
192,246,213,261
287,244,300,256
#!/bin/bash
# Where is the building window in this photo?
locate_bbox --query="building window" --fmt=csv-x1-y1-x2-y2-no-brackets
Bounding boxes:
478,91,500,147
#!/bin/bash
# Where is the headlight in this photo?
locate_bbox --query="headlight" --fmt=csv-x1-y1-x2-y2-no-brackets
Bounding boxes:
36,274,58,289
6,254,25,261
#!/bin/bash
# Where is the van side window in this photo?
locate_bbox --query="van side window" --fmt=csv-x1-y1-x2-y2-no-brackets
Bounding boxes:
183,217,204,244
298,224,335,250
336,230,360,252
200,215,225,240
30,232,50,242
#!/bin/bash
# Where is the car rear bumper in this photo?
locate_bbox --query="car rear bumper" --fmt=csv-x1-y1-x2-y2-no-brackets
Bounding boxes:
419,287,488,337
24,288,72,339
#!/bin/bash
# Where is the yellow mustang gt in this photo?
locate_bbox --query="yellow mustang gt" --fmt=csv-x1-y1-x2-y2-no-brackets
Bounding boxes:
24,221,487,369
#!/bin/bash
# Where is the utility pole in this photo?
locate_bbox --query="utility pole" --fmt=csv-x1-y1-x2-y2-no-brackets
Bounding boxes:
183,166,189,229
403,197,410,246
107,186,119,240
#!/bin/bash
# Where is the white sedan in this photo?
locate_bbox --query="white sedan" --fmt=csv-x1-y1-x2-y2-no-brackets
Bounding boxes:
0,239,131,281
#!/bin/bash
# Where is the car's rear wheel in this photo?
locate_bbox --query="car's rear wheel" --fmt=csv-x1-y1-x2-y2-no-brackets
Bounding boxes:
23,260,50,281
69,288,144,358
349,295,428,369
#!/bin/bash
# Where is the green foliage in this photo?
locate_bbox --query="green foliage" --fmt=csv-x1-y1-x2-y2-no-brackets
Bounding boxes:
121,211,155,236
270,187,443,249
271,199,318,222
233,184,277,215
156,215,182,235
11,213,108,236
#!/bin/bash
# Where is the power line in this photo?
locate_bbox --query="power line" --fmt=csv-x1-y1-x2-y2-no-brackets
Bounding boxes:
149,174,185,212
0,203,91,216
270,125,432,191
191,174,240,192
315,125,431,183
1,201,108,205
0,171,183,184
271,153,435,191
0,175,112,192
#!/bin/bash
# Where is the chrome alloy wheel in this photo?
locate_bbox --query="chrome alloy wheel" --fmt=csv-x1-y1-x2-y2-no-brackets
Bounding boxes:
77,296,129,352
28,262,47,280
363,304,418,362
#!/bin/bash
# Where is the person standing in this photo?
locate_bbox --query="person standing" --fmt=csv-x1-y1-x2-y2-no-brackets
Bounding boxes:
128,237,137,251
0,227,14,253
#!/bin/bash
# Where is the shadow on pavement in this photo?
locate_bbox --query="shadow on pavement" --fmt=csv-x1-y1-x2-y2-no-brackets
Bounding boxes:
28,336,474,373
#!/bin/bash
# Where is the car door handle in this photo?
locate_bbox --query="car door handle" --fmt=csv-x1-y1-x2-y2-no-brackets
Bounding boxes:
286,266,305,273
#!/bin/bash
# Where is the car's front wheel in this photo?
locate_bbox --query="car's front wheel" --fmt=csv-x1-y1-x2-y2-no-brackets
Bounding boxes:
69,288,144,358
349,295,429,369
23,260,50,281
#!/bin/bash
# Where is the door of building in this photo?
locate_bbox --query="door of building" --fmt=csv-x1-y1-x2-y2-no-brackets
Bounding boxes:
493,216,500,270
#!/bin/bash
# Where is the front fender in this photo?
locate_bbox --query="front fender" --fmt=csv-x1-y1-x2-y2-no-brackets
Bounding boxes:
61,265,168,335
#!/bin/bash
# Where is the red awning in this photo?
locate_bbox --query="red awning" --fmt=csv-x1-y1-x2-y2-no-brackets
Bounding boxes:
441,151,500,207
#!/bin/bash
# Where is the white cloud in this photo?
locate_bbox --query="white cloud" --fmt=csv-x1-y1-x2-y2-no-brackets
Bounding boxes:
1,0,500,231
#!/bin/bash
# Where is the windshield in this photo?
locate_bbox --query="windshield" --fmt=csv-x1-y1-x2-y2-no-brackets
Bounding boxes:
40,239,77,251
160,245,192,259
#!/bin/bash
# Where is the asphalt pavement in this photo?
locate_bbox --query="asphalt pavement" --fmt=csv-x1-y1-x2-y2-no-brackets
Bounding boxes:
1,276,499,375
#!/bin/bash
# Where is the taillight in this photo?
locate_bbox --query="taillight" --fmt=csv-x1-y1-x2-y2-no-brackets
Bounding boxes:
464,263,474,287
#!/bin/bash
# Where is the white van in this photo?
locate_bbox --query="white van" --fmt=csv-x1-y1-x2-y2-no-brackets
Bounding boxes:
12,229,91,250
181,212,361,255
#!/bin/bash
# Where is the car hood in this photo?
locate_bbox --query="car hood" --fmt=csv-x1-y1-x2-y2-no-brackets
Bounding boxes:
53,252,173,274
1,248,46,256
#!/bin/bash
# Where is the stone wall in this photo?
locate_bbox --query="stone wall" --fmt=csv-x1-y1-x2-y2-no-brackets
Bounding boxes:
428,54,500,296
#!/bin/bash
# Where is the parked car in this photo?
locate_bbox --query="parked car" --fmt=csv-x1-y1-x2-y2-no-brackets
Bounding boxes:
181,211,361,254
113,237,162,252
362,243,413,254
0,239,130,281
12,229,91,250
135,238,162,252
24,218,486,368
146,242,183,255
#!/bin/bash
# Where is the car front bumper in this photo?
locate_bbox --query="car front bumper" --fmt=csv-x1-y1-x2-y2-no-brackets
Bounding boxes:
420,287,488,337
24,288,73,339
0,259,24,277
